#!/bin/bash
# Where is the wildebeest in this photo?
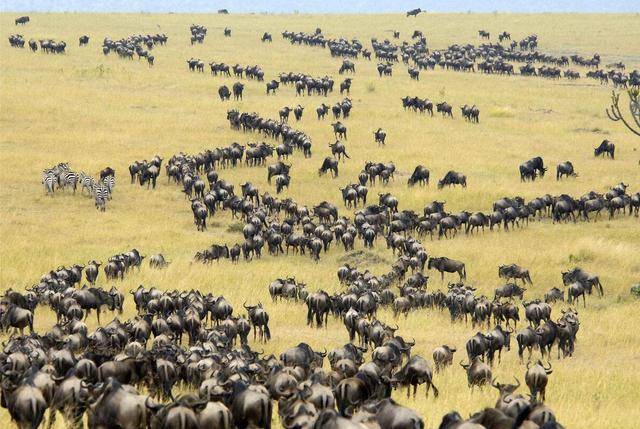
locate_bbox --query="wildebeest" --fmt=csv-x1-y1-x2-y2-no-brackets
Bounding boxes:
519,157,546,182
244,302,271,342
232,82,244,100
373,128,386,146
556,161,577,180
436,102,453,117
437,171,466,189
432,345,456,372
406,8,422,17
460,356,492,390
525,360,552,401
149,254,170,269
79,35,89,46
594,139,615,159
407,165,430,186
319,157,339,178
15,16,30,25
332,122,347,139
461,104,480,123
498,264,533,284
266,80,280,94
428,257,466,281
494,283,526,300
218,85,231,101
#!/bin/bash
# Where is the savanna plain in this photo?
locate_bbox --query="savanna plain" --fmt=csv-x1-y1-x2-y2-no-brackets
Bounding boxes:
1,12,640,429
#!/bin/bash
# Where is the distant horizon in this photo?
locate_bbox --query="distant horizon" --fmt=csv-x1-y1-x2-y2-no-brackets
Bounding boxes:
2,1,639,14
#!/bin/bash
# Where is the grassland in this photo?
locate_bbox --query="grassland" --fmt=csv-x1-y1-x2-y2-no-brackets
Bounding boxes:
1,12,640,429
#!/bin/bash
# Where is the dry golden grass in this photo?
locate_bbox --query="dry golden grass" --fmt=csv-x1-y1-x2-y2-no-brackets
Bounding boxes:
1,12,640,429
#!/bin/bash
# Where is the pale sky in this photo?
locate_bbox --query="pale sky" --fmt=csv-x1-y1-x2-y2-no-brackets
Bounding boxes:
2,0,639,13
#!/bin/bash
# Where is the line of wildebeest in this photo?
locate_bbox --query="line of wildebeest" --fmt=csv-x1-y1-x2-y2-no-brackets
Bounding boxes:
8,17,640,90
11,14,638,429
3,226,594,428
279,27,639,88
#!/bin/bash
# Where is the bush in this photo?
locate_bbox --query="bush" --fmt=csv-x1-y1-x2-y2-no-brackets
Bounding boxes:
631,284,640,297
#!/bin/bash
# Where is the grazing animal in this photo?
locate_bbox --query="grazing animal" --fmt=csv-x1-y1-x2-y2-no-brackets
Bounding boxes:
594,139,615,159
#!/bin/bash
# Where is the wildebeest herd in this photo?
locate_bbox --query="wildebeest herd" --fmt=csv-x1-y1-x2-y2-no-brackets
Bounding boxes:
4,11,639,429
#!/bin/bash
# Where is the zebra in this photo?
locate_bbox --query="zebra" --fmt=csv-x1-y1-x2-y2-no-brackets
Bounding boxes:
59,170,79,193
52,163,70,185
42,171,56,195
102,175,115,199
79,172,95,196
93,183,108,211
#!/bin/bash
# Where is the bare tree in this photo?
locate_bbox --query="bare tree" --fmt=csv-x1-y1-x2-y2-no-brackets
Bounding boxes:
606,88,640,136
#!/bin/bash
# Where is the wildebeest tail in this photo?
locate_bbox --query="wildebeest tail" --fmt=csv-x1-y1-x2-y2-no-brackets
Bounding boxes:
264,324,271,340
431,380,439,398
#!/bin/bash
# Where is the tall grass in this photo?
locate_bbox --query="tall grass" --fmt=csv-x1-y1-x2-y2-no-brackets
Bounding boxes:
1,12,639,428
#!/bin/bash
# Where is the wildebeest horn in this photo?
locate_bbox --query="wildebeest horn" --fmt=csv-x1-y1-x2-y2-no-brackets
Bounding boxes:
491,378,499,388
459,360,469,369
543,361,552,371
513,377,520,388
318,348,327,357
526,361,532,370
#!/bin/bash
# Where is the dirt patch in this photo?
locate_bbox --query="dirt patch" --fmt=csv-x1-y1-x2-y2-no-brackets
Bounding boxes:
574,127,610,135
338,250,389,266
529,108,554,114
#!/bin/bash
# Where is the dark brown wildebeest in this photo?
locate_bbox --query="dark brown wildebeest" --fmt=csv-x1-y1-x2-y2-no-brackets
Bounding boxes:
149,254,170,269
562,267,604,297
461,104,480,123
437,171,466,189
544,287,564,303
373,128,386,146
0,304,34,335
331,122,347,139
329,141,350,161
372,399,424,429
432,345,456,372
406,8,422,17
594,139,615,159
556,161,577,180
218,85,231,101
319,157,339,178
391,355,438,398
232,82,244,100
428,257,466,281
460,356,492,391
407,165,429,186
525,360,552,402
436,102,453,117
498,264,533,284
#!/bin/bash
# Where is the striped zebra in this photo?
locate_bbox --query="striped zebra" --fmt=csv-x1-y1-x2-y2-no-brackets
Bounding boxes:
52,163,70,186
42,171,56,195
93,183,108,211
102,175,115,199
79,172,95,196
59,170,79,193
